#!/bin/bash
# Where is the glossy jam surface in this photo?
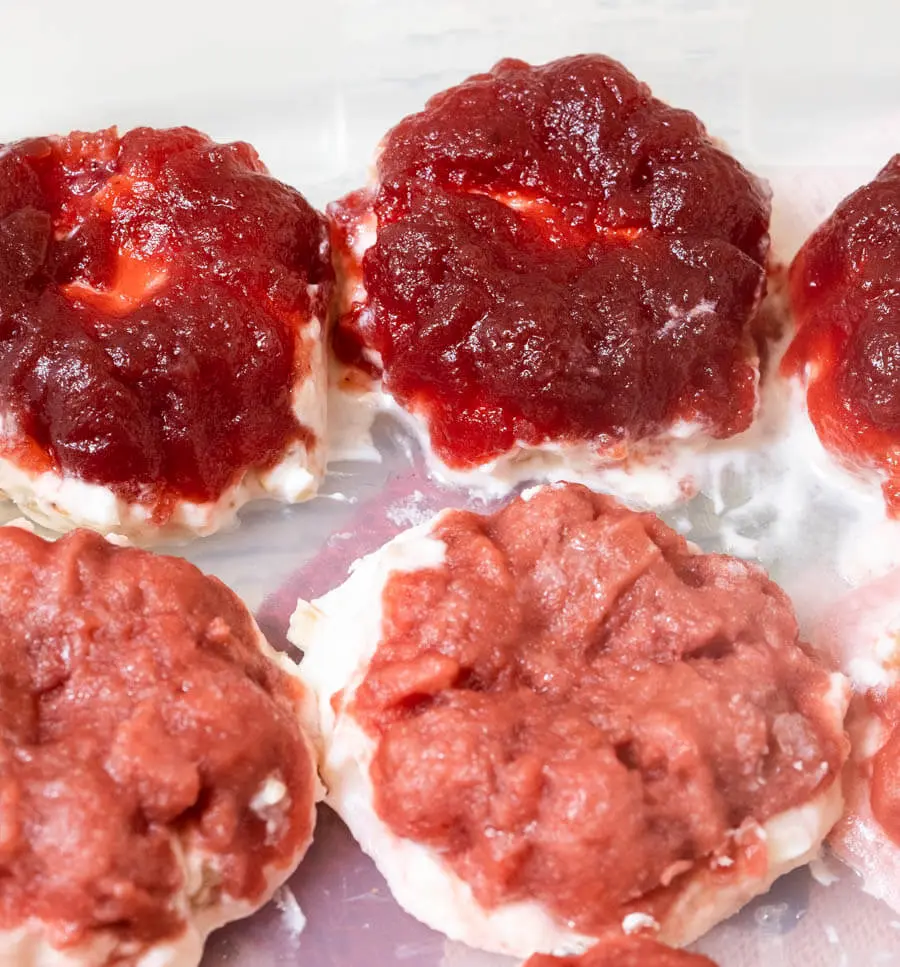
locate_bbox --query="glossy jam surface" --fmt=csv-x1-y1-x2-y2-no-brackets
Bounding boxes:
0,527,315,951
352,485,845,934
0,127,331,513
332,55,770,468
525,936,717,967
783,155,900,514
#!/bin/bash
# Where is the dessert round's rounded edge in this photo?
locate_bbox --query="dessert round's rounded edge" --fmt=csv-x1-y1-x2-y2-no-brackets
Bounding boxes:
290,514,452,760
289,486,849,957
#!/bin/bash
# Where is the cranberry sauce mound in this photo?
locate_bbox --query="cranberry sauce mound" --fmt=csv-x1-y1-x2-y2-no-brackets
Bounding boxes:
293,483,848,957
330,55,771,474
0,127,332,536
524,936,718,967
0,527,318,966
782,155,900,514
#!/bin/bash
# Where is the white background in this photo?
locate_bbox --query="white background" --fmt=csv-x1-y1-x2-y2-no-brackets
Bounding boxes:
3,0,900,204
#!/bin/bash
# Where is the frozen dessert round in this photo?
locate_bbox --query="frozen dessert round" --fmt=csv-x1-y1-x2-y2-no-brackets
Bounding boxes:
0,126,332,540
330,55,771,496
0,526,320,965
292,483,847,957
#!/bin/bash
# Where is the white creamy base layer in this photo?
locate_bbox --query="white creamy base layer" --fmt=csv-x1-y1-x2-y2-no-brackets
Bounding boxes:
0,620,321,967
327,379,764,516
391,396,753,508
329,365,771,511
0,315,328,543
290,508,848,958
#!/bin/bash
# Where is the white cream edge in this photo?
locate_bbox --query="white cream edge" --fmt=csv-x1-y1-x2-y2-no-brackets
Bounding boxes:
289,510,848,958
